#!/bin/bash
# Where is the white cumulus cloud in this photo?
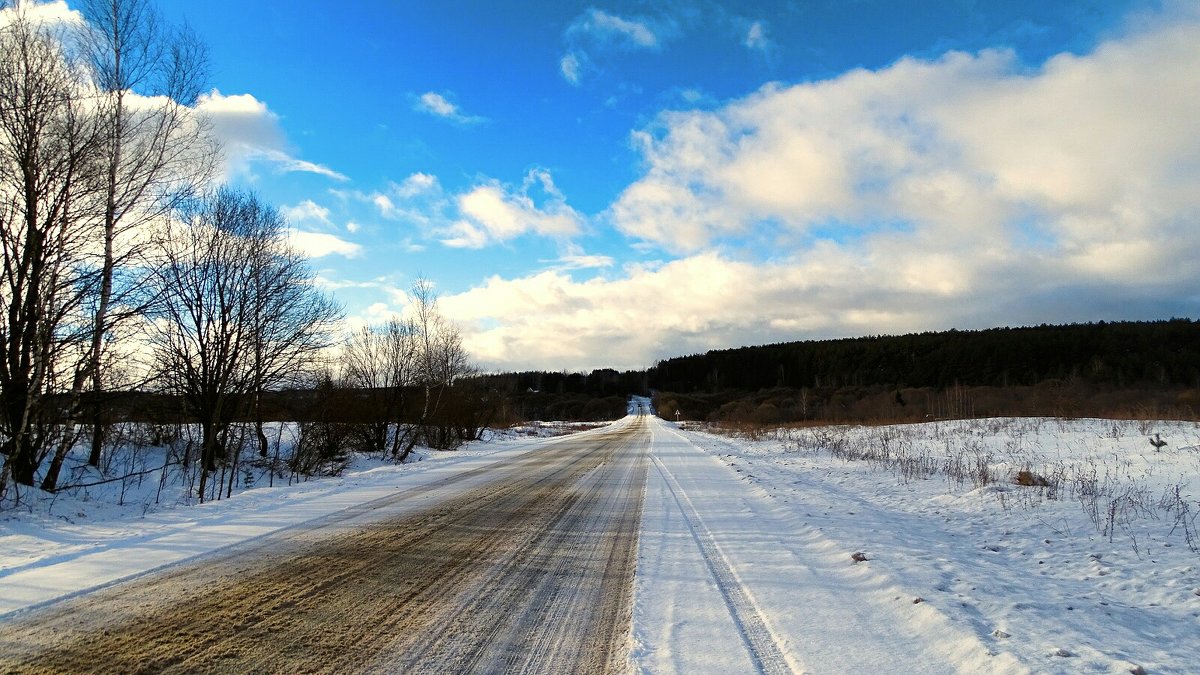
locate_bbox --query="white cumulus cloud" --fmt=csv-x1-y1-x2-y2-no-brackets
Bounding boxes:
439,169,584,248
287,230,362,259
281,199,333,227
441,10,1200,371
0,0,82,28
612,13,1200,286
393,172,440,198
196,90,346,182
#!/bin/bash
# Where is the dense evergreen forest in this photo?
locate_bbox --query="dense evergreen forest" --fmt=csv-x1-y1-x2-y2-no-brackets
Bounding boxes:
483,320,1200,424
648,320,1200,392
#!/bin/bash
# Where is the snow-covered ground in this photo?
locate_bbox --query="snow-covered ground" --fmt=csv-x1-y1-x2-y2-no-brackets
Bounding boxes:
634,415,1200,673
3,412,1197,673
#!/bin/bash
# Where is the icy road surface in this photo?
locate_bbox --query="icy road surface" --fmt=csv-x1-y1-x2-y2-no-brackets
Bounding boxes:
0,418,648,673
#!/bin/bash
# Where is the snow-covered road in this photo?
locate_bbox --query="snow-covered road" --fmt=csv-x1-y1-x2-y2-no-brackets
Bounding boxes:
633,416,1022,674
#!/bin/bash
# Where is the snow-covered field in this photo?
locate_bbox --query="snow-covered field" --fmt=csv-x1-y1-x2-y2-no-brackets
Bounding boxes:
637,416,1200,673
3,413,1197,673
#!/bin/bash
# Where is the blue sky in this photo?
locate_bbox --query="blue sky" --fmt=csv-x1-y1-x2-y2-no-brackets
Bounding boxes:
34,0,1200,371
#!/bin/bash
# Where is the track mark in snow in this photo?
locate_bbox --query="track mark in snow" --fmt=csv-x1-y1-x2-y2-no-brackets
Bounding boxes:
649,454,800,675
666,424,1035,674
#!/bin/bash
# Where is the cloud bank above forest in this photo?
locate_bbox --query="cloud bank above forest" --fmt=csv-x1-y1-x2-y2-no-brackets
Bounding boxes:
442,9,1200,371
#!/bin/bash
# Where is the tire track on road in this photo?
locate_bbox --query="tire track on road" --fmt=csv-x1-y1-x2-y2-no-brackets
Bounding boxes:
649,452,799,675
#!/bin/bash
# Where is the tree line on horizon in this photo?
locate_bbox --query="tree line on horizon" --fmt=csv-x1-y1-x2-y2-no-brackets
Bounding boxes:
650,319,1200,424
478,319,1200,424
648,319,1200,392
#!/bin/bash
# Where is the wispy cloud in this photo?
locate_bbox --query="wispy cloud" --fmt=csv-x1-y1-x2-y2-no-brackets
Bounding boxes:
414,91,486,124
568,8,661,49
262,151,348,181
559,7,677,85
560,52,585,85
196,90,346,182
329,173,446,224
553,253,615,271
742,19,776,59
330,168,582,249
541,243,615,272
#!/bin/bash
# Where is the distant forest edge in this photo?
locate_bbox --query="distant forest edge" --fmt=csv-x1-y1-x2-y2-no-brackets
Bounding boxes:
67,319,1200,427
483,319,1200,423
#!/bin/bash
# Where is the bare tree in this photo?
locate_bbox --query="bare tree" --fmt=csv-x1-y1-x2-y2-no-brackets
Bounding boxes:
0,0,217,493
244,200,343,458
0,11,107,493
340,318,419,458
408,279,477,452
145,187,341,502
338,282,478,460
71,0,216,472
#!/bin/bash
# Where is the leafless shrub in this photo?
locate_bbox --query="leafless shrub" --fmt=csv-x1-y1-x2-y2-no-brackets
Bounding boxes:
972,447,994,489
896,448,939,483
805,427,852,458
290,420,352,479
1159,484,1200,553
1073,465,1103,531
1102,482,1156,551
